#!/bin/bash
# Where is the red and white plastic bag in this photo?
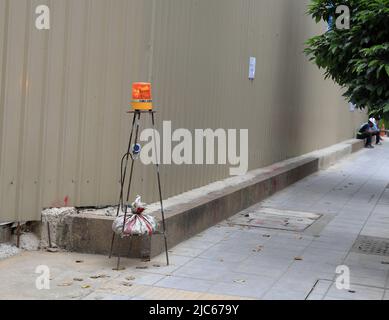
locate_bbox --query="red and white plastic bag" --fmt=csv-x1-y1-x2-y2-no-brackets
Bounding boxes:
112,196,158,237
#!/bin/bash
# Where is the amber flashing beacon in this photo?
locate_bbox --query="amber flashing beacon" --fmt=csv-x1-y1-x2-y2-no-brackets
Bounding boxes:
131,82,153,111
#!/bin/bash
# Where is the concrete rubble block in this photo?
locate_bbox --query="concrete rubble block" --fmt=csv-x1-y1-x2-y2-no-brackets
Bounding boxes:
0,224,12,244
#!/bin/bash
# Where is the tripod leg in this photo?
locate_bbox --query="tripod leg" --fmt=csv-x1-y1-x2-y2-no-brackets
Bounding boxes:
116,111,141,268
125,111,141,202
151,112,169,266
109,112,137,259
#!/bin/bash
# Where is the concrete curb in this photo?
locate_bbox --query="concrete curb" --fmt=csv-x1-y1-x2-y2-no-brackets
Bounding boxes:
53,139,364,258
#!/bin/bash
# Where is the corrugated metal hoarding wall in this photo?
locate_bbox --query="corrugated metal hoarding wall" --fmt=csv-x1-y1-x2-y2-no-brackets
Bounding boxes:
0,0,366,222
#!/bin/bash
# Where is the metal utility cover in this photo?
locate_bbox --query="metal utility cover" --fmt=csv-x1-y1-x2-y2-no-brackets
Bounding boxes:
228,207,321,232
352,235,389,257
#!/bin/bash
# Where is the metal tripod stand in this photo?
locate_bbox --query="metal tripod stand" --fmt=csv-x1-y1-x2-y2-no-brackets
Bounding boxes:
108,110,169,270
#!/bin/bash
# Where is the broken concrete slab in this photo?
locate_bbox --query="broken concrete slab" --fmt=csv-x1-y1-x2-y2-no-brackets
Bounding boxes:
0,224,12,244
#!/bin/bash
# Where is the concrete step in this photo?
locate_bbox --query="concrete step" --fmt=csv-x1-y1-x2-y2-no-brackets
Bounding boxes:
42,139,364,259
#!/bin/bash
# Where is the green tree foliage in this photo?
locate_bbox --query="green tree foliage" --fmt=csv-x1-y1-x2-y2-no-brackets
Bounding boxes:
305,0,389,114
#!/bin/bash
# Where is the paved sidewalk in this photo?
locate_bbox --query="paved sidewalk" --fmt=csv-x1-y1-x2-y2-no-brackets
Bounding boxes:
1,141,389,300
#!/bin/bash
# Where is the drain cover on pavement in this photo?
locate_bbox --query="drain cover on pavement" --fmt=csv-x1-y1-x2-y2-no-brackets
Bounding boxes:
227,207,322,232
352,235,389,257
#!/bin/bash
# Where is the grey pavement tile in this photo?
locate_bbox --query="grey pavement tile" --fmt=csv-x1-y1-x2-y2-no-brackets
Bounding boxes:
225,229,278,241
349,275,387,288
172,259,240,281
172,267,227,282
344,253,389,271
349,265,388,279
275,232,315,241
313,233,357,244
285,262,337,280
307,242,352,253
154,276,215,292
262,287,309,300
272,279,315,296
168,245,206,258
116,271,166,286
178,238,218,250
277,270,322,284
203,241,261,255
151,253,193,267
218,271,278,288
303,247,349,257
83,292,133,300
324,283,385,300
235,256,291,278
371,205,389,215
308,279,333,295
265,238,312,249
134,254,193,275
197,248,252,263
296,252,347,265
306,293,324,300
208,276,275,299
323,296,348,300
257,247,306,260
193,232,231,243
235,264,288,279
238,255,293,268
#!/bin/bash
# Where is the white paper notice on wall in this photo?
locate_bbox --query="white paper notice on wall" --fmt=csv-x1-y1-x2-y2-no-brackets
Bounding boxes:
249,57,256,80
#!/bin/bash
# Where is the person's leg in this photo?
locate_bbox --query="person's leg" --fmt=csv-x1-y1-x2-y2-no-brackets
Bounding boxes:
374,131,381,144
360,132,372,147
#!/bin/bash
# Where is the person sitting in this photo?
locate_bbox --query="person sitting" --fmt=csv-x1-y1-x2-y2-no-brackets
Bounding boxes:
357,119,380,148
371,118,382,145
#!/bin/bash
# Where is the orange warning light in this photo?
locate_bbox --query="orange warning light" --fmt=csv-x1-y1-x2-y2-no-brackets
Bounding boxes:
131,82,153,110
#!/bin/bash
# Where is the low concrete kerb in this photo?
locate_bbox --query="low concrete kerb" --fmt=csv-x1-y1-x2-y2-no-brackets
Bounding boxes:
49,139,364,258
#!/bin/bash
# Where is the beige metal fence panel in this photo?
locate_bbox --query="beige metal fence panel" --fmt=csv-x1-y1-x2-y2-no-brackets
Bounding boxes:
0,0,366,222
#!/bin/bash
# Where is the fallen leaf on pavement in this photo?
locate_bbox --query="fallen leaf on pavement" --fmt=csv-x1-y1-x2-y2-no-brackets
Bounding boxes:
73,278,84,282
122,282,133,287
253,245,263,252
153,264,161,268
136,266,148,270
81,285,91,289
90,274,110,279
294,257,303,261
75,260,84,264
112,266,126,271
57,282,73,287
125,276,136,281
233,279,246,284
